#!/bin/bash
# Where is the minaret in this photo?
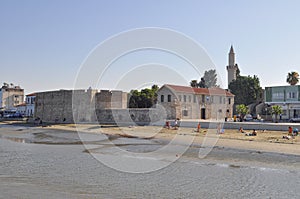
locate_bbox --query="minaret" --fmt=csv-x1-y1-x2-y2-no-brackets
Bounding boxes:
226,45,239,87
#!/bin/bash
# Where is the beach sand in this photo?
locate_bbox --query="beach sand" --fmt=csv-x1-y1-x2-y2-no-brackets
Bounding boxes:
1,121,299,155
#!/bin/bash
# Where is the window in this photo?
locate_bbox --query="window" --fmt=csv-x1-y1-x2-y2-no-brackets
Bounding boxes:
167,95,171,102
287,92,297,99
179,95,182,101
193,95,197,103
219,96,222,104
183,110,188,116
188,95,191,102
161,95,164,102
184,95,187,102
228,98,231,104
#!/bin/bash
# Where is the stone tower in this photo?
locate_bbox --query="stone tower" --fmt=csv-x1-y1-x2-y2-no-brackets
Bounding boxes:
226,45,239,87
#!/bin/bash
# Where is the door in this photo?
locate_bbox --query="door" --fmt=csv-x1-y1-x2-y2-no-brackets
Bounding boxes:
201,108,206,119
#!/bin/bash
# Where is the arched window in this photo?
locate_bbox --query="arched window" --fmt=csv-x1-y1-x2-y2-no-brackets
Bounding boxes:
161,95,164,102
167,95,171,102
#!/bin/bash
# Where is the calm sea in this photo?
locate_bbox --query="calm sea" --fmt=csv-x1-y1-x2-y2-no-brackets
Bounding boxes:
0,127,299,199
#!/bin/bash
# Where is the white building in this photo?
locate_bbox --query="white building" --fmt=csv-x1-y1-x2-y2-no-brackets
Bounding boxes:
25,93,36,117
265,85,300,120
157,84,234,120
0,83,24,110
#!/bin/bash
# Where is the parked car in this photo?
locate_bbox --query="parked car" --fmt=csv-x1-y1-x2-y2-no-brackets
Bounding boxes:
289,117,300,123
243,114,253,121
12,113,24,118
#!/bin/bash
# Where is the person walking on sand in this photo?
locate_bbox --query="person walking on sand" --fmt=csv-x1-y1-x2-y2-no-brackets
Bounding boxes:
197,122,201,132
174,119,178,130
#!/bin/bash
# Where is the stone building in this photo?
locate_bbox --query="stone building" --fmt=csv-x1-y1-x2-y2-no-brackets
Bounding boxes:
157,84,234,120
0,83,24,110
35,88,128,123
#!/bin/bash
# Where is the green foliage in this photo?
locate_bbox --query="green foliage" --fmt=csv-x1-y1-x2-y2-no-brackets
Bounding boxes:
189,69,217,88
203,69,218,88
128,85,159,108
271,105,283,122
286,71,299,85
236,104,249,116
190,80,198,88
228,75,263,105
198,78,206,88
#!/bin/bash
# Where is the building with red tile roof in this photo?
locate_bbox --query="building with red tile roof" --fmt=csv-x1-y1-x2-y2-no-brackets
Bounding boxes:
157,84,234,120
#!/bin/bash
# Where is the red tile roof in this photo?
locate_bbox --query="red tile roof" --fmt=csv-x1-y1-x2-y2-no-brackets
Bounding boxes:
164,84,234,96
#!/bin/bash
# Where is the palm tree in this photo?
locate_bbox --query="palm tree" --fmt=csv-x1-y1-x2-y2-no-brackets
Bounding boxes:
236,104,249,122
286,71,299,85
271,105,283,123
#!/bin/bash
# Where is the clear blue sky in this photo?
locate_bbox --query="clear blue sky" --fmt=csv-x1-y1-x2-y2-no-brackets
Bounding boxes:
1,0,300,95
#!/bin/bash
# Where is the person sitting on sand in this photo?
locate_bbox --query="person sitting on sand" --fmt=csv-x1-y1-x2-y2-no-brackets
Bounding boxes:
245,129,257,136
282,135,292,140
292,128,298,136
239,127,246,133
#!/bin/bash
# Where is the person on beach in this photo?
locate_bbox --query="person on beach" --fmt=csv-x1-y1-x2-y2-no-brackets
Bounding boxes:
239,127,246,133
293,128,298,136
288,126,293,136
216,123,224,134
197,122,201,132
173,119,178,130
165,121,170,129
245,129,257,136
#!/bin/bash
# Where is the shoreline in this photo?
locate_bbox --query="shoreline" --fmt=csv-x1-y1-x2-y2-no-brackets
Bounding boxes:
0,121,299,156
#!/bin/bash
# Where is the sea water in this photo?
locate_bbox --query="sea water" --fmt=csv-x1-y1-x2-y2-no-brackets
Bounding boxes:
0,129,299,199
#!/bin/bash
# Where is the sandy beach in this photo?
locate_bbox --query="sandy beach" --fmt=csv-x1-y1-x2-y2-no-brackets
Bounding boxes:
1,121,299,155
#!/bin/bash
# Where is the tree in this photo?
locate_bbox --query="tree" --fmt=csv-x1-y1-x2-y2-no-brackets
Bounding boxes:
128,85,159,108
229,75,263,105
198,78,206,88
271,105,283,123
190,80,198,88
236,104,249,122
189,69,217,88
286,71,299,85
202,69,218,88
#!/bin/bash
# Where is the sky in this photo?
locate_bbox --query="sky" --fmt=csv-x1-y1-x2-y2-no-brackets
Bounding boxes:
1,0,300,95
